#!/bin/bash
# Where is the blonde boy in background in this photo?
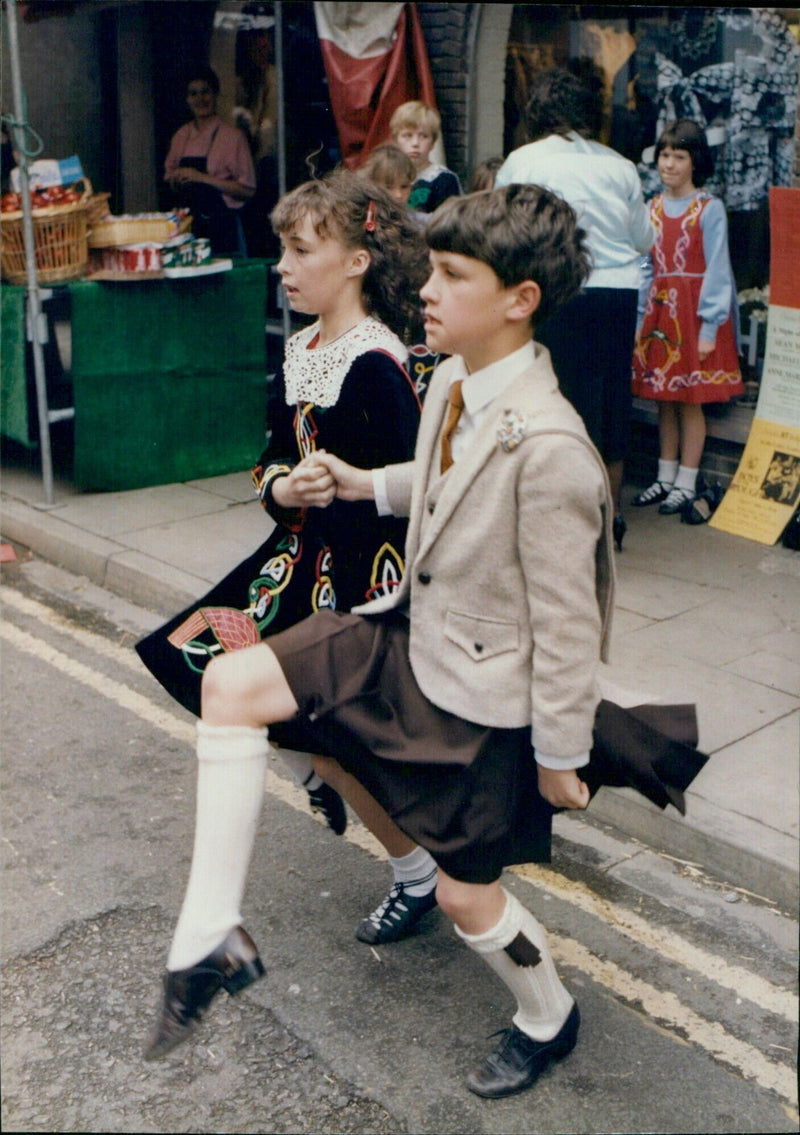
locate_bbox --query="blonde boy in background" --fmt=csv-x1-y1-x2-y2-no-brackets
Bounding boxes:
390,100,461,217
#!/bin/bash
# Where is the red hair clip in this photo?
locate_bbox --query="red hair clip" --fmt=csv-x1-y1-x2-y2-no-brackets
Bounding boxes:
364,199,377,232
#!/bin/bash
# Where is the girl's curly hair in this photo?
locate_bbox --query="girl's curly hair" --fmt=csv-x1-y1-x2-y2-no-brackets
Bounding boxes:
270,169,429,343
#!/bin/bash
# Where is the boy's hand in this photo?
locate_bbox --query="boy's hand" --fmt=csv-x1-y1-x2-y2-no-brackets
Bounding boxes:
537,765,590,810
271,451,337,509
316,452,375,502
697,337,715,361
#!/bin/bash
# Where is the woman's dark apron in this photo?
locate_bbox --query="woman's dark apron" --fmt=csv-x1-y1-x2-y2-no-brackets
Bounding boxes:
178,125,241,256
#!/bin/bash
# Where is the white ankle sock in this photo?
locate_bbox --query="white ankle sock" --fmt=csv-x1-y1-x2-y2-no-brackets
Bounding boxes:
657,459,679,486
280,750,316,788
168,721,270,972
673,465,698,494
455,888,573,1041
389,846,438,897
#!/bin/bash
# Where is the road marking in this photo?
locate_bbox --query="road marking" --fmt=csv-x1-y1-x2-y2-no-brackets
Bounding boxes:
3,614,798,1106
550,934,798,1105
1,585,146,673
0,620,194,747
511,863,796,1021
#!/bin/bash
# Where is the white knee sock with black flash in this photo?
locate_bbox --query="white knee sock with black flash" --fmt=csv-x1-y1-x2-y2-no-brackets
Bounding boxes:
167,721,269,972
455,888,574,1041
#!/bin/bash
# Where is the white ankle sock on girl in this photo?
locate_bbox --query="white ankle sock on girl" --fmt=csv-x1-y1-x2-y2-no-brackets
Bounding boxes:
657,458,679,486
389,846,438,897
673,465,699,495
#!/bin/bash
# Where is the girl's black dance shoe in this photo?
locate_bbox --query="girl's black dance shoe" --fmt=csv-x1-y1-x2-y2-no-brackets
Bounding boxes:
144,925,265,1060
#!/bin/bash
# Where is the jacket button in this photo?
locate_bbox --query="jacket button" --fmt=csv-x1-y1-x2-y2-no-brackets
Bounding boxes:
428,501,435,514
474,642,484,653
418,571,431,585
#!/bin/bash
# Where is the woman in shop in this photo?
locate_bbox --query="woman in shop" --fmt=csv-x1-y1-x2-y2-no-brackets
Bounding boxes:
164,65,256,257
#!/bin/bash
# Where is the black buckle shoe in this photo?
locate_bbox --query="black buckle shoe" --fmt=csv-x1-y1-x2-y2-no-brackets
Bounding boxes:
307,780,347,835
466,1002,580,1099
355,882,438,944
144,925,265,1060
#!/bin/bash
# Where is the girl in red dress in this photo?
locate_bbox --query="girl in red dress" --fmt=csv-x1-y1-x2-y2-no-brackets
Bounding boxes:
632,120,743,515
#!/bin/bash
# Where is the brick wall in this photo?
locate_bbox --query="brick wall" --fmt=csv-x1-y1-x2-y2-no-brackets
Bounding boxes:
417,3,475,181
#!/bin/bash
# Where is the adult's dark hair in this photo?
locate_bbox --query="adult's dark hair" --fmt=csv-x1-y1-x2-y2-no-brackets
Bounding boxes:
271,168,429,343
655,119,714,187
426,184,591,326
183,65,221,96
524,67,603,142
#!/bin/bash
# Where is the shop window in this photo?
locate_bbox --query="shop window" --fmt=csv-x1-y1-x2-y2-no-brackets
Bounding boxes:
504,5,800,298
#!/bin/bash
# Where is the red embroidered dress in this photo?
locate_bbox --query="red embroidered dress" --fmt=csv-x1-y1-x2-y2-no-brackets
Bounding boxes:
633,192,743,404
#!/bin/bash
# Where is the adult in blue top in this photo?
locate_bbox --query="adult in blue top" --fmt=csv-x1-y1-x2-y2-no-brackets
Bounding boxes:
496,68,654,550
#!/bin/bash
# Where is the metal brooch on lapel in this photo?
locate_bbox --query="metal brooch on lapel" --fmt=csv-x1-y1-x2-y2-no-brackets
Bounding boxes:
497,410,527,452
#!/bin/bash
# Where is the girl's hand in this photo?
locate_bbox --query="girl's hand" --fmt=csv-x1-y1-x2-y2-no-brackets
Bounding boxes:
316,452,375,501
697,337,715,361
537,766,590,810
271,452,337,509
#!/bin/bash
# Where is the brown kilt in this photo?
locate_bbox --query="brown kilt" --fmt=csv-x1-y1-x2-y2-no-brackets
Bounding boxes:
268,608,553,884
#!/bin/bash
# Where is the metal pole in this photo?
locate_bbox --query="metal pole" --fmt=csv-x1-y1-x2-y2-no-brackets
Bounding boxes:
5,0,55,505
274,1,292,344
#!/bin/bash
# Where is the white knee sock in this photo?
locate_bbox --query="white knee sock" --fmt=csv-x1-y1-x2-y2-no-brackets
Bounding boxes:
390,846,438,897
455,888,573,1041
673,465,698,495
168,721,270,971
657,458,679,486
279,750,319,790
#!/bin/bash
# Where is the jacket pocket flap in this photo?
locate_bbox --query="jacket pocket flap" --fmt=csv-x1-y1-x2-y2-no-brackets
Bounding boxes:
444,610,519,661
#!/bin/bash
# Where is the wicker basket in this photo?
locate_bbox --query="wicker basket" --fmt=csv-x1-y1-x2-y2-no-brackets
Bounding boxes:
87,211,192,248
1,178,92,285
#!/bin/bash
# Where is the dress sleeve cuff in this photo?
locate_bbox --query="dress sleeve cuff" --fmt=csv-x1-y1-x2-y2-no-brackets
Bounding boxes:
373,467,393,516
699,321,718,344
534,747,591,771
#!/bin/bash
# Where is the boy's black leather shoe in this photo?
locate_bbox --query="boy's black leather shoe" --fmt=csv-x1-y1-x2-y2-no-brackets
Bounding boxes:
466,1002,580,1099
356,882,438,944
144,925,265,1060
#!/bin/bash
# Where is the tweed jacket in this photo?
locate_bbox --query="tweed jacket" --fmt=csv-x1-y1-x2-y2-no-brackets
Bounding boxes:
354,345,615,762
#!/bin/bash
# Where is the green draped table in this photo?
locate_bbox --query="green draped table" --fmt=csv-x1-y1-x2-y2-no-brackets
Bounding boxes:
67,259,270,490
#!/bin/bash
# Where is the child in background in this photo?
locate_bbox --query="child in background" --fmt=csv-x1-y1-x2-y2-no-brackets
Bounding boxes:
359,143,416,207
137,169,440,949
360,142,440,404
467,156,503,193
390,100,461,216
632,119,743,514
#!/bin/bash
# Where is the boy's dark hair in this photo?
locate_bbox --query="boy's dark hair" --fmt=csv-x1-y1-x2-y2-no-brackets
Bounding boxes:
425,184,591,326
183,65,221,96
271,168,428,342
524,67,603,142
655,119,714,187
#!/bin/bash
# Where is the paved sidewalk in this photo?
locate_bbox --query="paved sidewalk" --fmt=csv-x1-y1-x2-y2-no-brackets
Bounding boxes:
2,460,798,910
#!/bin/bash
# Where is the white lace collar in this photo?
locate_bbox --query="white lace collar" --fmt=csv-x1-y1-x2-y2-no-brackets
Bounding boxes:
283,316,408,407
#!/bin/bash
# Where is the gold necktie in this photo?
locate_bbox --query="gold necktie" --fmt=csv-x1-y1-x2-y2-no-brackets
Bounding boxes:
440,380,464,473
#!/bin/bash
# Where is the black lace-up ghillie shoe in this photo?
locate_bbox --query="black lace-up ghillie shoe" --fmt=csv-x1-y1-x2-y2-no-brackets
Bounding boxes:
306,780,347,835
355,881,438,944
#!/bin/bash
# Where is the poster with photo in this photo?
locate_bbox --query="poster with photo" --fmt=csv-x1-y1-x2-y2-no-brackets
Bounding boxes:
710,189,800,544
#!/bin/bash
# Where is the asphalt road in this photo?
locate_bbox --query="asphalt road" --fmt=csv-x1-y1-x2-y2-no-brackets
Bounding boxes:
1,551,798,1135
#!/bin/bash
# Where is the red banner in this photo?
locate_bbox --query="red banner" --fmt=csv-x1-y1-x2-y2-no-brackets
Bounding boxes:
315,3,437,170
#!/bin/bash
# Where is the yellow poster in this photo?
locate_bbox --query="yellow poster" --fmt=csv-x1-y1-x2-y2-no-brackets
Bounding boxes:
709,417,800,544
710,189,800,545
